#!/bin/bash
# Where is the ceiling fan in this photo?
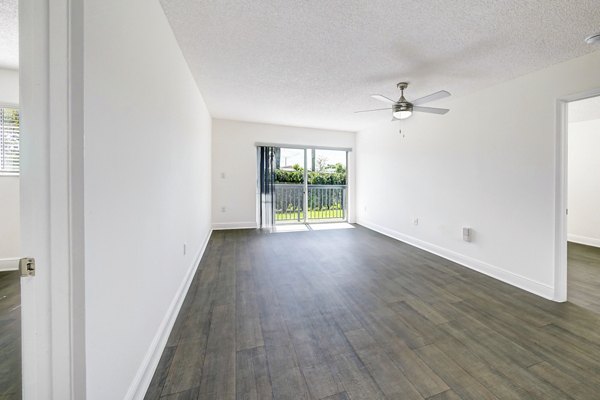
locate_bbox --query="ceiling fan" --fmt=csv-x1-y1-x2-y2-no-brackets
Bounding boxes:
356,82,451,120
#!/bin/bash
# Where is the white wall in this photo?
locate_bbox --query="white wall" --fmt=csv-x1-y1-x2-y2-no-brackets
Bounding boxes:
356,50,600,300
212,119,355,229
0,68,19,258
0,68,18,103
568,118,600,247
0,176,19,257
84,1,212,399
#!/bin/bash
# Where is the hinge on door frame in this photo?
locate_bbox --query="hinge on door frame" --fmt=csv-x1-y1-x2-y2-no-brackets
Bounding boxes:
19,258,36,277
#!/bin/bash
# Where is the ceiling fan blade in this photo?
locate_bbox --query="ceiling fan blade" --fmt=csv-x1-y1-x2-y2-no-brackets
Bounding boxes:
413,106,450,115
411,90,451,106
371,94,397,105
354,107,392,113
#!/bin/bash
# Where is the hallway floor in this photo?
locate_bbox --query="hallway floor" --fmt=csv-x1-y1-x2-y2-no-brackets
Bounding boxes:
145,227,600,400
0,270,21,399
568,241,600,314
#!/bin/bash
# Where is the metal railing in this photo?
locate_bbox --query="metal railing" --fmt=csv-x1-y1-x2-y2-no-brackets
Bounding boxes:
274,184,347,223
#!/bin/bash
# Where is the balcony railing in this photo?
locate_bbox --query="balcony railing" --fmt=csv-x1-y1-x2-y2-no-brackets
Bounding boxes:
274,184,347,223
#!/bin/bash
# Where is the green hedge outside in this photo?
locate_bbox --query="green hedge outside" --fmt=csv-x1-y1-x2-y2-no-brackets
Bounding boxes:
275,163,346,185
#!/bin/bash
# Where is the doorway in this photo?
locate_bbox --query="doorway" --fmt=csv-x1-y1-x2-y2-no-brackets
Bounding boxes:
273,147,348,225
565,95,600,312
0,78,22,398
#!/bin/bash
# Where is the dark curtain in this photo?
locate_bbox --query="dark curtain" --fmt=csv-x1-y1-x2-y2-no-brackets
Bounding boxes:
258,146,276,229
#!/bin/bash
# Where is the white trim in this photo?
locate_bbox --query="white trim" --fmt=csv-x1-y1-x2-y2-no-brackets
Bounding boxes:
0,257,20,272
125,229,213,400
358,219,555,300
20,0,86,398
568,234,600,248
555,88,600,303
555,99,569,302
48,0,86,397
212,221,258,230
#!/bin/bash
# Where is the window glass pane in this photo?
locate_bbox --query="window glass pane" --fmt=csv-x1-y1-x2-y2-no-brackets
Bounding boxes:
312,149,346,184
0,107,20,174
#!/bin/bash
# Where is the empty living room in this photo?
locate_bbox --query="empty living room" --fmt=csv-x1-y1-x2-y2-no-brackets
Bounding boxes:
2,1,600,399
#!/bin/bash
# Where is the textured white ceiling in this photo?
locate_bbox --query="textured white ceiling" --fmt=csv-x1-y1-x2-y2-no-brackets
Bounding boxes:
0,0,18,70
160,0,600,132
569,95,600,123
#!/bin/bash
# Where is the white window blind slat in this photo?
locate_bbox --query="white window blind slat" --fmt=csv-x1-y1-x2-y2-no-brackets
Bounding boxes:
0,107,20,174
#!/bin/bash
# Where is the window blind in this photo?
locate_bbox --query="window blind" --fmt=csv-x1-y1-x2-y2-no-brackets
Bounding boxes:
0,107,20,174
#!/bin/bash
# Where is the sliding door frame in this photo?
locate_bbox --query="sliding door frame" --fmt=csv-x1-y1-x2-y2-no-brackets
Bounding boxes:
255,142,352,153
257,143,351,225
303,149,308,223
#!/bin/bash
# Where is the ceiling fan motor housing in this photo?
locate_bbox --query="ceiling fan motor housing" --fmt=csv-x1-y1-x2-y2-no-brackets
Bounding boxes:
394,82,413,114
392,100,413,120
393,102,413,113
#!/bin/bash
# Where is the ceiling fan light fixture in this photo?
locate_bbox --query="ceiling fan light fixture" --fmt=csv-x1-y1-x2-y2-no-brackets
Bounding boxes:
393,110,413,119
585,32,600,44
393,100,413,120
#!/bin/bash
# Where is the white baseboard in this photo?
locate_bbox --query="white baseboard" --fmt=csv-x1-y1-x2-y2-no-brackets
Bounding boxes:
125,228,213,400
212,221,258,230
568,234,600,248
357,219,555,300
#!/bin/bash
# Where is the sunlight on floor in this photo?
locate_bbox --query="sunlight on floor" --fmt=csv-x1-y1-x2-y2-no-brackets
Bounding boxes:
273,224,310,233
272,222,354,233
309,222,355,231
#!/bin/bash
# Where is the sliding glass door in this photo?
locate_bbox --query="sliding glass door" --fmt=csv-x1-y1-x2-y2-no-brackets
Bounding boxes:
272,147,347,224
307,148,347,222
274,147,306,223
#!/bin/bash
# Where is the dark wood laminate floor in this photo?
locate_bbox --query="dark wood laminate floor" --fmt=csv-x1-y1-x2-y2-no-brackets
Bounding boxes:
568,242,600,314
146,226,600,400
0,271,21,399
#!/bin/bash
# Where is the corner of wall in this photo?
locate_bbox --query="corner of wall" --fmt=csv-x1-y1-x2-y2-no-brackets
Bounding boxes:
567,234,600,248
125,228,213,400
357,218,556,300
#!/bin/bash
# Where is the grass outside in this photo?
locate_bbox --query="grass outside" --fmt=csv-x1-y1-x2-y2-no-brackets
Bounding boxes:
276,209,344,221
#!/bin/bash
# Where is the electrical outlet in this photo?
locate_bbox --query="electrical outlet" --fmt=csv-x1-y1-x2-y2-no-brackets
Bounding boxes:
462,227,471,242
221,172,226,179
221,206,226,212
413,217,419,226
183,243,187,255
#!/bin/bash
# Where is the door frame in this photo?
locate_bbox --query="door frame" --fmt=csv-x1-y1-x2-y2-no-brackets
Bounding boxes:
271,145,309,224
554,88,600,302
20,0,86,398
